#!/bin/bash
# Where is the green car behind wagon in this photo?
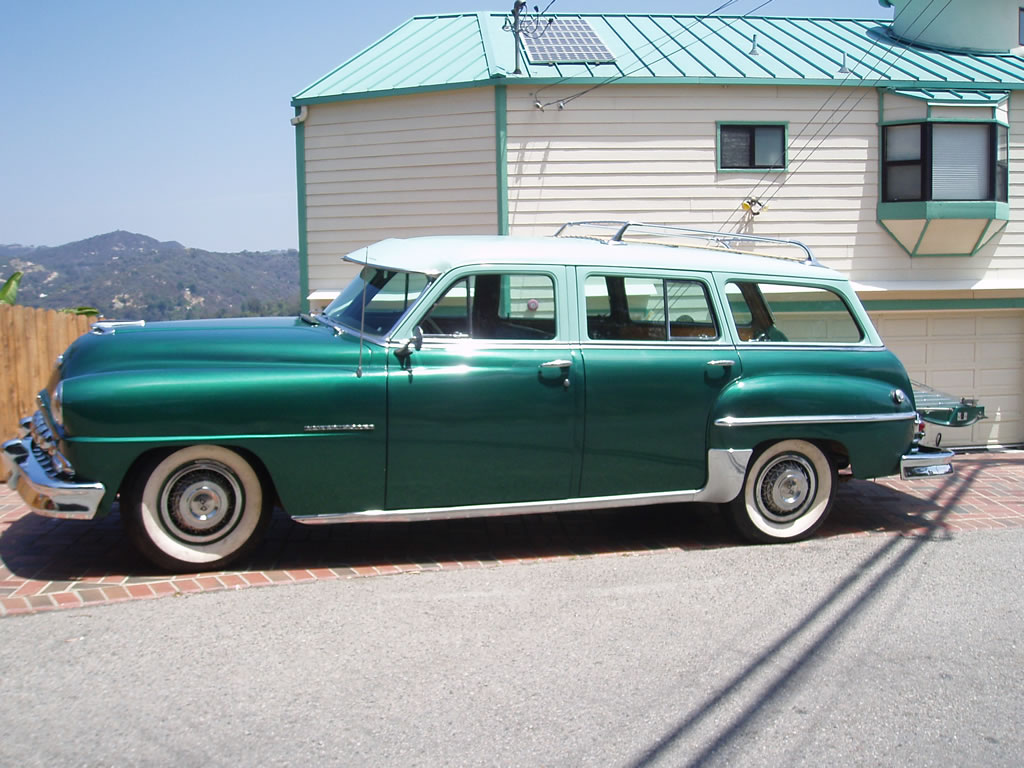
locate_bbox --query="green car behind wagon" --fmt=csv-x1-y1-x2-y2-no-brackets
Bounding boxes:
2,222,954,571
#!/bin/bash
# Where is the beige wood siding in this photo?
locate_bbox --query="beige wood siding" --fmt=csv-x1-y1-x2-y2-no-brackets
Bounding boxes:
303,88,498,293
504,84,1024,287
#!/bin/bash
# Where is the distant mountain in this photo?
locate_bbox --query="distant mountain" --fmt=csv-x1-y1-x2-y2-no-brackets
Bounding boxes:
0,231,300,321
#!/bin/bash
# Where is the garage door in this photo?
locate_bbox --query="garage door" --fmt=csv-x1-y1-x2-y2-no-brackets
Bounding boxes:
869,310,1024,448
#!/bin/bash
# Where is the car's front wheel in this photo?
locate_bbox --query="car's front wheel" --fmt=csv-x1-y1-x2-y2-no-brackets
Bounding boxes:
728,439,836,543
123,445,270,571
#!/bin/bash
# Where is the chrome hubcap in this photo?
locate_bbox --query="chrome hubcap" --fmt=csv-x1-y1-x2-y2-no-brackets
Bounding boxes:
757,455,816,523
160,461,243,544
182,483,226,528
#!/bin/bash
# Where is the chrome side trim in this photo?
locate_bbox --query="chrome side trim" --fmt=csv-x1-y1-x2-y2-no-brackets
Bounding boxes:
715,412,916,427
303,424,375,433
900,446,955,480
293,448,752,525
2,436,105,520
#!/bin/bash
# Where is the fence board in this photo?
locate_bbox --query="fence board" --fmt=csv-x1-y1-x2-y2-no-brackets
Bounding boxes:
0,305,92,442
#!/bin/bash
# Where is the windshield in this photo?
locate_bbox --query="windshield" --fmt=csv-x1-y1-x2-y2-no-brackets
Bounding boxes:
323,267,433,336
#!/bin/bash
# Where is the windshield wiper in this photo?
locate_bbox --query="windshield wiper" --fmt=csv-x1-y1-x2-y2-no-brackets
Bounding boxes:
300,311,346,336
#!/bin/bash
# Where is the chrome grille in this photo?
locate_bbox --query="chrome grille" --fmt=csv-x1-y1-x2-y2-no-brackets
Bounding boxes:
28,409,74,478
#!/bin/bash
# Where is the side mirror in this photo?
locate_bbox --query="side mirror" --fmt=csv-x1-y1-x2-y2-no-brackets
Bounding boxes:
395,325,424,360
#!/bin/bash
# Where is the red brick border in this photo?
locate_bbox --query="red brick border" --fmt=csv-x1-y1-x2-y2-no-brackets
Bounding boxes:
2,451,1022,617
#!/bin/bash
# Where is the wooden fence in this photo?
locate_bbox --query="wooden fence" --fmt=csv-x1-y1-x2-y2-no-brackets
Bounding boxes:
1,304,94,441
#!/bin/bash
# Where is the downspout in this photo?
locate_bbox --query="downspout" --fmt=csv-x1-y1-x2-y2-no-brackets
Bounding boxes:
292,105,310,311
495,84,509,235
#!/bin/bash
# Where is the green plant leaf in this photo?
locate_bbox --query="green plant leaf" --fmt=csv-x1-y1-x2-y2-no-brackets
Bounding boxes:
0,271,23,305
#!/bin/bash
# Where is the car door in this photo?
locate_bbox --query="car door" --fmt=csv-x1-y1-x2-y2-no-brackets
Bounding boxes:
577,268,740,496
385,267,581,510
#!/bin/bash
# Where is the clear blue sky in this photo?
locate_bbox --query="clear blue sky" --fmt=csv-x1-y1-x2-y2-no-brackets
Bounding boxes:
2,0,890,252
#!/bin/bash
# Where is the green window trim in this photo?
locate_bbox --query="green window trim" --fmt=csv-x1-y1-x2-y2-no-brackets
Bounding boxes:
877,201,1010,220
494,85,509,235
881,121,1008,204
716,121,788,173
294,113,309,313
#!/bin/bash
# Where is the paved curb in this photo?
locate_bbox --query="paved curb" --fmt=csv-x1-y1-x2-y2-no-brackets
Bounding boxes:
2,452,1022,617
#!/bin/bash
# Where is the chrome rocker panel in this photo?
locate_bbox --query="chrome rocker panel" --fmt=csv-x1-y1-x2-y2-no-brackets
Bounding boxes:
1,436,105,520
294,448,753,525
900,445,956,480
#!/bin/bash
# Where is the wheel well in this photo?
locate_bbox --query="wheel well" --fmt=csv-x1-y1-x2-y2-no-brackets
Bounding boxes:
115,445,280,509
749,438,849,471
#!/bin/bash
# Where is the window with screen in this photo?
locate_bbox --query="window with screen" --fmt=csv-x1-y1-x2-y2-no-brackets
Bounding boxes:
882,122,1008,203
719,124,786,170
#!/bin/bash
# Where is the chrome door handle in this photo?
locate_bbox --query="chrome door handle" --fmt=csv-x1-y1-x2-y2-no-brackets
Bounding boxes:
540,359,573,368
706,360,734,367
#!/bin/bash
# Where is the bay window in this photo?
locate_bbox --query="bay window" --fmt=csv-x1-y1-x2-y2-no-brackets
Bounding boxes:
882,122,1008,203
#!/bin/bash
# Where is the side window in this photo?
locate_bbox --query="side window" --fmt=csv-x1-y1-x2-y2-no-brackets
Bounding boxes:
585,275,719,341
719,124,786,170
726,281,864,343
420,273,556,340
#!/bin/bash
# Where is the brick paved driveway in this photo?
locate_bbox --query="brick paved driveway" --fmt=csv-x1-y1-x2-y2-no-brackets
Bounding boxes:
2,452,1022,617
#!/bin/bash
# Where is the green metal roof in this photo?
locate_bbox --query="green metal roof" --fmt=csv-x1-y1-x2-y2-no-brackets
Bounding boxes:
293,12,1024,105
889,87,1010,103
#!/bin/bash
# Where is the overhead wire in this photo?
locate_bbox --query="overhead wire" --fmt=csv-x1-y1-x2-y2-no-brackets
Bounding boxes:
537,0,772,110
530,0,746,102
720,0,955,232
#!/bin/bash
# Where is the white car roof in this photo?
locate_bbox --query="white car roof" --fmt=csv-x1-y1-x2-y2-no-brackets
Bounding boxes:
343,235,843,282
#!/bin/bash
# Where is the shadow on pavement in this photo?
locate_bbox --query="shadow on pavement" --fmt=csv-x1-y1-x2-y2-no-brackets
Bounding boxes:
1,460,995,582
624,461,988,768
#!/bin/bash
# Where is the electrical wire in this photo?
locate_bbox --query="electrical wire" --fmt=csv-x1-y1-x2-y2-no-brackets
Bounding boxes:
537,0,772,110
720,0,955,231
529,0,746,102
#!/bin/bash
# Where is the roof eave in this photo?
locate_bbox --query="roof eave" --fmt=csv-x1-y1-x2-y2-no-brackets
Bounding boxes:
292,75,1024,107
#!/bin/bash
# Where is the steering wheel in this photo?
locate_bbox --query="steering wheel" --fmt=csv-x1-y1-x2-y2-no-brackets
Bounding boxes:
420,315,443,335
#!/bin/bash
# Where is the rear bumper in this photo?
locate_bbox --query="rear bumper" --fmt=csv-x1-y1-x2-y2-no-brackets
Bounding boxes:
900,445,955,480
1,435,105,520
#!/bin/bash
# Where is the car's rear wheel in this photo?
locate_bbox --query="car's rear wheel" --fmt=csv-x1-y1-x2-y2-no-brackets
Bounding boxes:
728,439,836,543
123,445,269,572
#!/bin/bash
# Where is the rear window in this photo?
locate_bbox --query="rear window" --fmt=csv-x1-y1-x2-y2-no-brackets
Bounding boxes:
725,281,864,343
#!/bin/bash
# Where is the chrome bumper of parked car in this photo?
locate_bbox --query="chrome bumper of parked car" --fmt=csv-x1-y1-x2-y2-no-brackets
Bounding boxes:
1,435,105,520
900,445,955,480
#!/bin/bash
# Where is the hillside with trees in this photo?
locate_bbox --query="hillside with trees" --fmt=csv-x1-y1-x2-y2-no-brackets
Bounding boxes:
0,231,301,321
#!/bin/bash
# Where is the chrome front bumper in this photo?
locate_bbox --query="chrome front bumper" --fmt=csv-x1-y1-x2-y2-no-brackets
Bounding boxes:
1,436,105,520
900,445,955,480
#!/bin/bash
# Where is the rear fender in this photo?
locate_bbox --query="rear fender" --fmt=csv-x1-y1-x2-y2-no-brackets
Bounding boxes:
708,374,916,479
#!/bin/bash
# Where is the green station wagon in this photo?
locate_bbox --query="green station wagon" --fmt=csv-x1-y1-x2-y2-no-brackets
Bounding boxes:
2,222,954,571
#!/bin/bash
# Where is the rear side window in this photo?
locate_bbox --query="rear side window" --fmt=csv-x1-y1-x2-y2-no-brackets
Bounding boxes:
585,275,719,341
726,281,864,343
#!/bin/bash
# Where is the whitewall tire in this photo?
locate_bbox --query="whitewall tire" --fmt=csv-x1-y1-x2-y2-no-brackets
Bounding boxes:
728,439,836,543
123,445,269,571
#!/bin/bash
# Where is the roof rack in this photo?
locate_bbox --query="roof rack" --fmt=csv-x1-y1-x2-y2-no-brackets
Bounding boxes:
553,221,822,266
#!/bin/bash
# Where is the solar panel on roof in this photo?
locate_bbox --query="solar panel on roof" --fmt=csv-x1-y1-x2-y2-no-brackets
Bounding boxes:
522,18,615,64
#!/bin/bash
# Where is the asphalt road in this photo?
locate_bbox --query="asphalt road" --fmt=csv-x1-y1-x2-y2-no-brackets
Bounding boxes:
1,527,1021,767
